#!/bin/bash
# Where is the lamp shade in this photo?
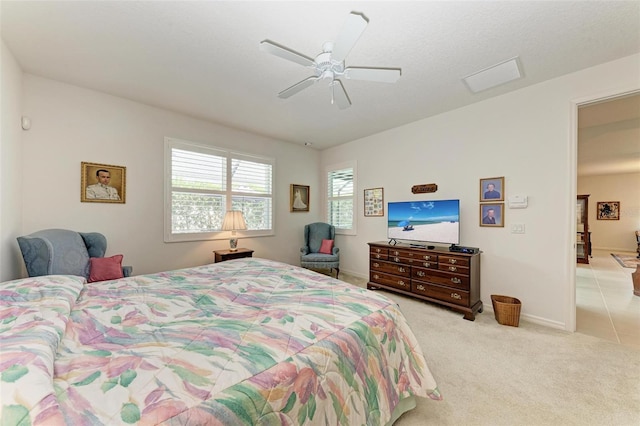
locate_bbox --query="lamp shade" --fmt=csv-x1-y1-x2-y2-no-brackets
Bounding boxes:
222,210,247,231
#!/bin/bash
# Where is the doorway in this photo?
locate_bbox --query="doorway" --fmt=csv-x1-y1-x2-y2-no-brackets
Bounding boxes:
571,90,640,337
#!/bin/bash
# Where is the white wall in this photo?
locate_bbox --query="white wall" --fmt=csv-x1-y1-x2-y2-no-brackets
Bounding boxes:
0,41,23,281
321,54,640,329
578,172,640,251
21,75,321,276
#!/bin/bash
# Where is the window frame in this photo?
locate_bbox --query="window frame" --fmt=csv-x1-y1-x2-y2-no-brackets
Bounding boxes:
164,137,275,243
325,160,357,236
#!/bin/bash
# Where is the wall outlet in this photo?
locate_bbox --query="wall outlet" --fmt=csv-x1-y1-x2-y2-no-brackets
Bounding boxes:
511,224,525,234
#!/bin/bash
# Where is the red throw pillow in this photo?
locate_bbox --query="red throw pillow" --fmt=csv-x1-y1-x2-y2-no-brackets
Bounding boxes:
319,239,334,254
88,254,124,283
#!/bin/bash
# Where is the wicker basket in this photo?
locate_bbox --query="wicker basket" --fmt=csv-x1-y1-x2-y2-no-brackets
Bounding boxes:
491,295,521,327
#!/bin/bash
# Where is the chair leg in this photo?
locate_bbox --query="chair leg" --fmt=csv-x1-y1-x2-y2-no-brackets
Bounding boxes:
335,267,340,279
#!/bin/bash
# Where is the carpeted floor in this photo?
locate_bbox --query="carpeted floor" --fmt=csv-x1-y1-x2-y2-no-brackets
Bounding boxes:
611,253,640,268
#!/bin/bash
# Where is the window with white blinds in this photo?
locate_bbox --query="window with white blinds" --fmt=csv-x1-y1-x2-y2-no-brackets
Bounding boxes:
165,138,273,242
326,161,356,235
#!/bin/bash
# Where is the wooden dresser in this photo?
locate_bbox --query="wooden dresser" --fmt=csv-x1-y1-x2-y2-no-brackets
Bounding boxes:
367,241,482,320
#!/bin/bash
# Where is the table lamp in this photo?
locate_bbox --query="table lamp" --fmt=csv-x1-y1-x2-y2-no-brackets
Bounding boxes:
222,210,247,251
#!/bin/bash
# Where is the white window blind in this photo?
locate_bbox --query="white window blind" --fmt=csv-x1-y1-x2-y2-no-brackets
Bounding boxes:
165,138,274,242
327,163,356,233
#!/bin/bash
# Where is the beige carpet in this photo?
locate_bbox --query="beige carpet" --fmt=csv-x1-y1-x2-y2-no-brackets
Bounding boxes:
611,253,640,269
339,273,640,426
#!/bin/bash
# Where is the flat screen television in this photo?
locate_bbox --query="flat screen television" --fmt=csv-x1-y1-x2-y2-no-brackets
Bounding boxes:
387,199,460,246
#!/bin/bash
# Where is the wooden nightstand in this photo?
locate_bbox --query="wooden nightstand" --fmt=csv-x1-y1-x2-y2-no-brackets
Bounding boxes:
214,248,254,263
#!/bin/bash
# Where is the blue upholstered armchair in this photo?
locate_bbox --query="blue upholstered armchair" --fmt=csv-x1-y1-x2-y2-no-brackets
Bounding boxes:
17,229,132,280
300,222,340,278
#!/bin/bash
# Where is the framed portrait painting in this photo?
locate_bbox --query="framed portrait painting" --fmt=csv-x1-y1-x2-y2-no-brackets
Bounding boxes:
81,162,126,204
480,203,504,227
290,184,310,212
596,201,620,220
480,176,504,202
364,187,384,217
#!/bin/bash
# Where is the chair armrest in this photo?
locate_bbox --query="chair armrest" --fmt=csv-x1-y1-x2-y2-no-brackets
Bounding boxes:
301,247,310,255
122,266,133,277
332,247,340,255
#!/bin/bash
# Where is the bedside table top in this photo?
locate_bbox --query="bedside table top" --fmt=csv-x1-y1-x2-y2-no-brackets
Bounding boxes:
213,248,254,256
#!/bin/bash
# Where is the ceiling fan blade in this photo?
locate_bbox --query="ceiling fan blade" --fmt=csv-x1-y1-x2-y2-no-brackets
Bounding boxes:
278,76,320,99
344,67,402,83
332,79,351,109
331,12,368,63
260,40,315,67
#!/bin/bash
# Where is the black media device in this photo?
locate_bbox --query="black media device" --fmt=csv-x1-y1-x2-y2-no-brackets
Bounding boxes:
449,244,479,254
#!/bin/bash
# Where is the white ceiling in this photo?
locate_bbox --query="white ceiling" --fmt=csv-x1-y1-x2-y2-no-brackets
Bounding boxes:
2,1,639,154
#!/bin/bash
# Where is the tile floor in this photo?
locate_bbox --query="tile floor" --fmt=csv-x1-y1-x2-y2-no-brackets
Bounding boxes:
339,249,640,349
576,249,640,349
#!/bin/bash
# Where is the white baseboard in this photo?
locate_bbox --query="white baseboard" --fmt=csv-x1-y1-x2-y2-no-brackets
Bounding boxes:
484,306,566,330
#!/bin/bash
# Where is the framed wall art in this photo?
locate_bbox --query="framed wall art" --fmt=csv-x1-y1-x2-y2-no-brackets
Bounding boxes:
479,203,504,227
290,184,310,212
364,187,384,217
596,201,620,220
81,162,126,204
480,176,504,202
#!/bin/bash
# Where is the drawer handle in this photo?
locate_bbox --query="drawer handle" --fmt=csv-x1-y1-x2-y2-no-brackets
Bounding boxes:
398,280,406,286
373,262,380,267
449,266,457,272
376,248,381,253
398,267,406,273
417,271,425,277
449,258,457,264
451,292,461,300
423,262,431,268
394,251,400,255
394,257,400,262
375,254,381,259
373,274,379,279
451,277,461,284
423,255,431,260
416,284,425,291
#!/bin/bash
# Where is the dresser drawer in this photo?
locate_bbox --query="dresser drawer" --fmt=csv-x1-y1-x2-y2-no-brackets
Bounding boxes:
439,255,469,267
369,246,389,259
370,271,411,291
412,282,469,307
388,248,416,258
437,263,469,275
370,250,389,260
414,260,438,270
388,254,415,264
412,268,469,290
370,260,411,277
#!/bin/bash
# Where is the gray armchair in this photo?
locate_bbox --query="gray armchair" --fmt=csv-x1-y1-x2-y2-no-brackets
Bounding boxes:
17,228,132,280
300,222,340,278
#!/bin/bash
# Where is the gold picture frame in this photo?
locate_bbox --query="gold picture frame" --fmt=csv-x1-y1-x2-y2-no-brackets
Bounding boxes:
364,187,384,216
480,176,504,202
480,203,504,227
81,162,126,203
596,201,620,220
290,184,310,212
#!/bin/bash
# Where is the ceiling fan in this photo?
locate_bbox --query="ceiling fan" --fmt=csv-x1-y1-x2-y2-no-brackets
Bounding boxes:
260,11,401,109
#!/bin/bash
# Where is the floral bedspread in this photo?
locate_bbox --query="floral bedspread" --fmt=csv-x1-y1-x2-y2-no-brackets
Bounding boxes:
1,258,440,425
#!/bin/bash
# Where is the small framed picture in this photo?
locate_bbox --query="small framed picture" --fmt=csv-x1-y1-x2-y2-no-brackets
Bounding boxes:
81,162,126,203
480,176,504,202
290,184,310,212
480,203,504,227
364,187,384,217
596,201,620,220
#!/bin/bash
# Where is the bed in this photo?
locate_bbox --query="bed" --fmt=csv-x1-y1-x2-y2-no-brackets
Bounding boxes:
1,258,441,425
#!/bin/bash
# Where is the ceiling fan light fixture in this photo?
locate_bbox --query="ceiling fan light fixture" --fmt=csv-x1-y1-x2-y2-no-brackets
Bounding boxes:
463,57,522,93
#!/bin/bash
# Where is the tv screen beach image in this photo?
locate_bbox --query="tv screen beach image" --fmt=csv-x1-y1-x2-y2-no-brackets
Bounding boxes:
388,200,460,244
